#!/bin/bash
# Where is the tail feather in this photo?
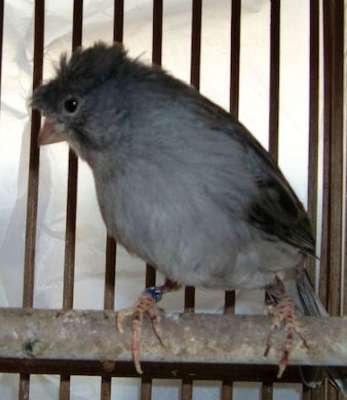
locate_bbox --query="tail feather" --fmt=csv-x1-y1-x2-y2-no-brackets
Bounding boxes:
295,269,328,317
295,270,347,397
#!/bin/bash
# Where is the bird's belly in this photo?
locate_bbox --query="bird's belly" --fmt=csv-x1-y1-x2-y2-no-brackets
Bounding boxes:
155,236,304,291
96,177,304,292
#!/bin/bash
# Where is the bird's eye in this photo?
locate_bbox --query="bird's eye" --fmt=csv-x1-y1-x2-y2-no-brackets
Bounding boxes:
63,97,79,114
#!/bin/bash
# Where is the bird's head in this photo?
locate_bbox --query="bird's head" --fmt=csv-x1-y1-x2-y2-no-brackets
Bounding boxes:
31,42,132,160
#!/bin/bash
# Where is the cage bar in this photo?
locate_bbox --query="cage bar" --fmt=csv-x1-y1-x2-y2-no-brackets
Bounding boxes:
1,309,347,368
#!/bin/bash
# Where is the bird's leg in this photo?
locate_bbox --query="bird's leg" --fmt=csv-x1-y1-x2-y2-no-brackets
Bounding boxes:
264,275,313,378
116,278,180,374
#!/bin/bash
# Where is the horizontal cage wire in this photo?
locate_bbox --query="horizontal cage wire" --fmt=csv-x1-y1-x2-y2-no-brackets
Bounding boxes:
0,1,346,400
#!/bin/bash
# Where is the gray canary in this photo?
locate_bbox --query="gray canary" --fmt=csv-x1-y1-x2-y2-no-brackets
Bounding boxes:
32,42,347,394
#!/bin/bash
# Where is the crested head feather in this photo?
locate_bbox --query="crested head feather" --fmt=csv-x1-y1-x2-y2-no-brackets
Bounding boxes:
31,42,145,112
56,42,131,94
56,42,185,97
32,41,190,114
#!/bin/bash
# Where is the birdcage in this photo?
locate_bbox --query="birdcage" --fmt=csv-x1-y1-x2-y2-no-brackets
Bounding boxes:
0,1,346,399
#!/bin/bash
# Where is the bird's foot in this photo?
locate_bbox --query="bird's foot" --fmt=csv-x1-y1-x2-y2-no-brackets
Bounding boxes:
116,287,164,374
116,279,179,374
264,275,313,378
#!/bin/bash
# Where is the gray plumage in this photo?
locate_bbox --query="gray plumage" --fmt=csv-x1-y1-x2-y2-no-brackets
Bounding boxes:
32,42,346,394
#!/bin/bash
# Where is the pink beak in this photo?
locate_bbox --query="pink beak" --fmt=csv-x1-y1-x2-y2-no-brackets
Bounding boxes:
38,118,68,146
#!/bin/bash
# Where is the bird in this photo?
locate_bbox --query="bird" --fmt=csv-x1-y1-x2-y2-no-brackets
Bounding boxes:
31,41,347,394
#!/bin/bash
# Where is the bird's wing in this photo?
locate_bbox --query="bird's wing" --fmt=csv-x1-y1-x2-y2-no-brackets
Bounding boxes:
220,124,315,256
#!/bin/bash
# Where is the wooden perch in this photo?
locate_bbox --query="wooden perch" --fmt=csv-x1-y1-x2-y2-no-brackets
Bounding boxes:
0,308,346,379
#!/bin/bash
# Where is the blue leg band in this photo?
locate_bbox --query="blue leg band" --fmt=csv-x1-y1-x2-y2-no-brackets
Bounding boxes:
143,286,163,303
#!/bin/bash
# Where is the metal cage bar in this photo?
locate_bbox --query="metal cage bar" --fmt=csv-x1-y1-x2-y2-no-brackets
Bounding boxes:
59,2,83,399
20,0,45,398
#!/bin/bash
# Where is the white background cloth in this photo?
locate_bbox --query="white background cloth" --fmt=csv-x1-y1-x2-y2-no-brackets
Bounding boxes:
0,0,316,398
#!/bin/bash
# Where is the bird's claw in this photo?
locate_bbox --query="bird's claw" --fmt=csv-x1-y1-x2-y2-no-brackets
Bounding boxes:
116,287,165,374
265,276,313,378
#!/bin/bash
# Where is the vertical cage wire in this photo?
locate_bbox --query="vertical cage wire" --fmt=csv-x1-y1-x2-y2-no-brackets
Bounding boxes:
59,1,83,399
101,2,125,399
20,0,45,399
222,1,240,398
183,0,203,318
